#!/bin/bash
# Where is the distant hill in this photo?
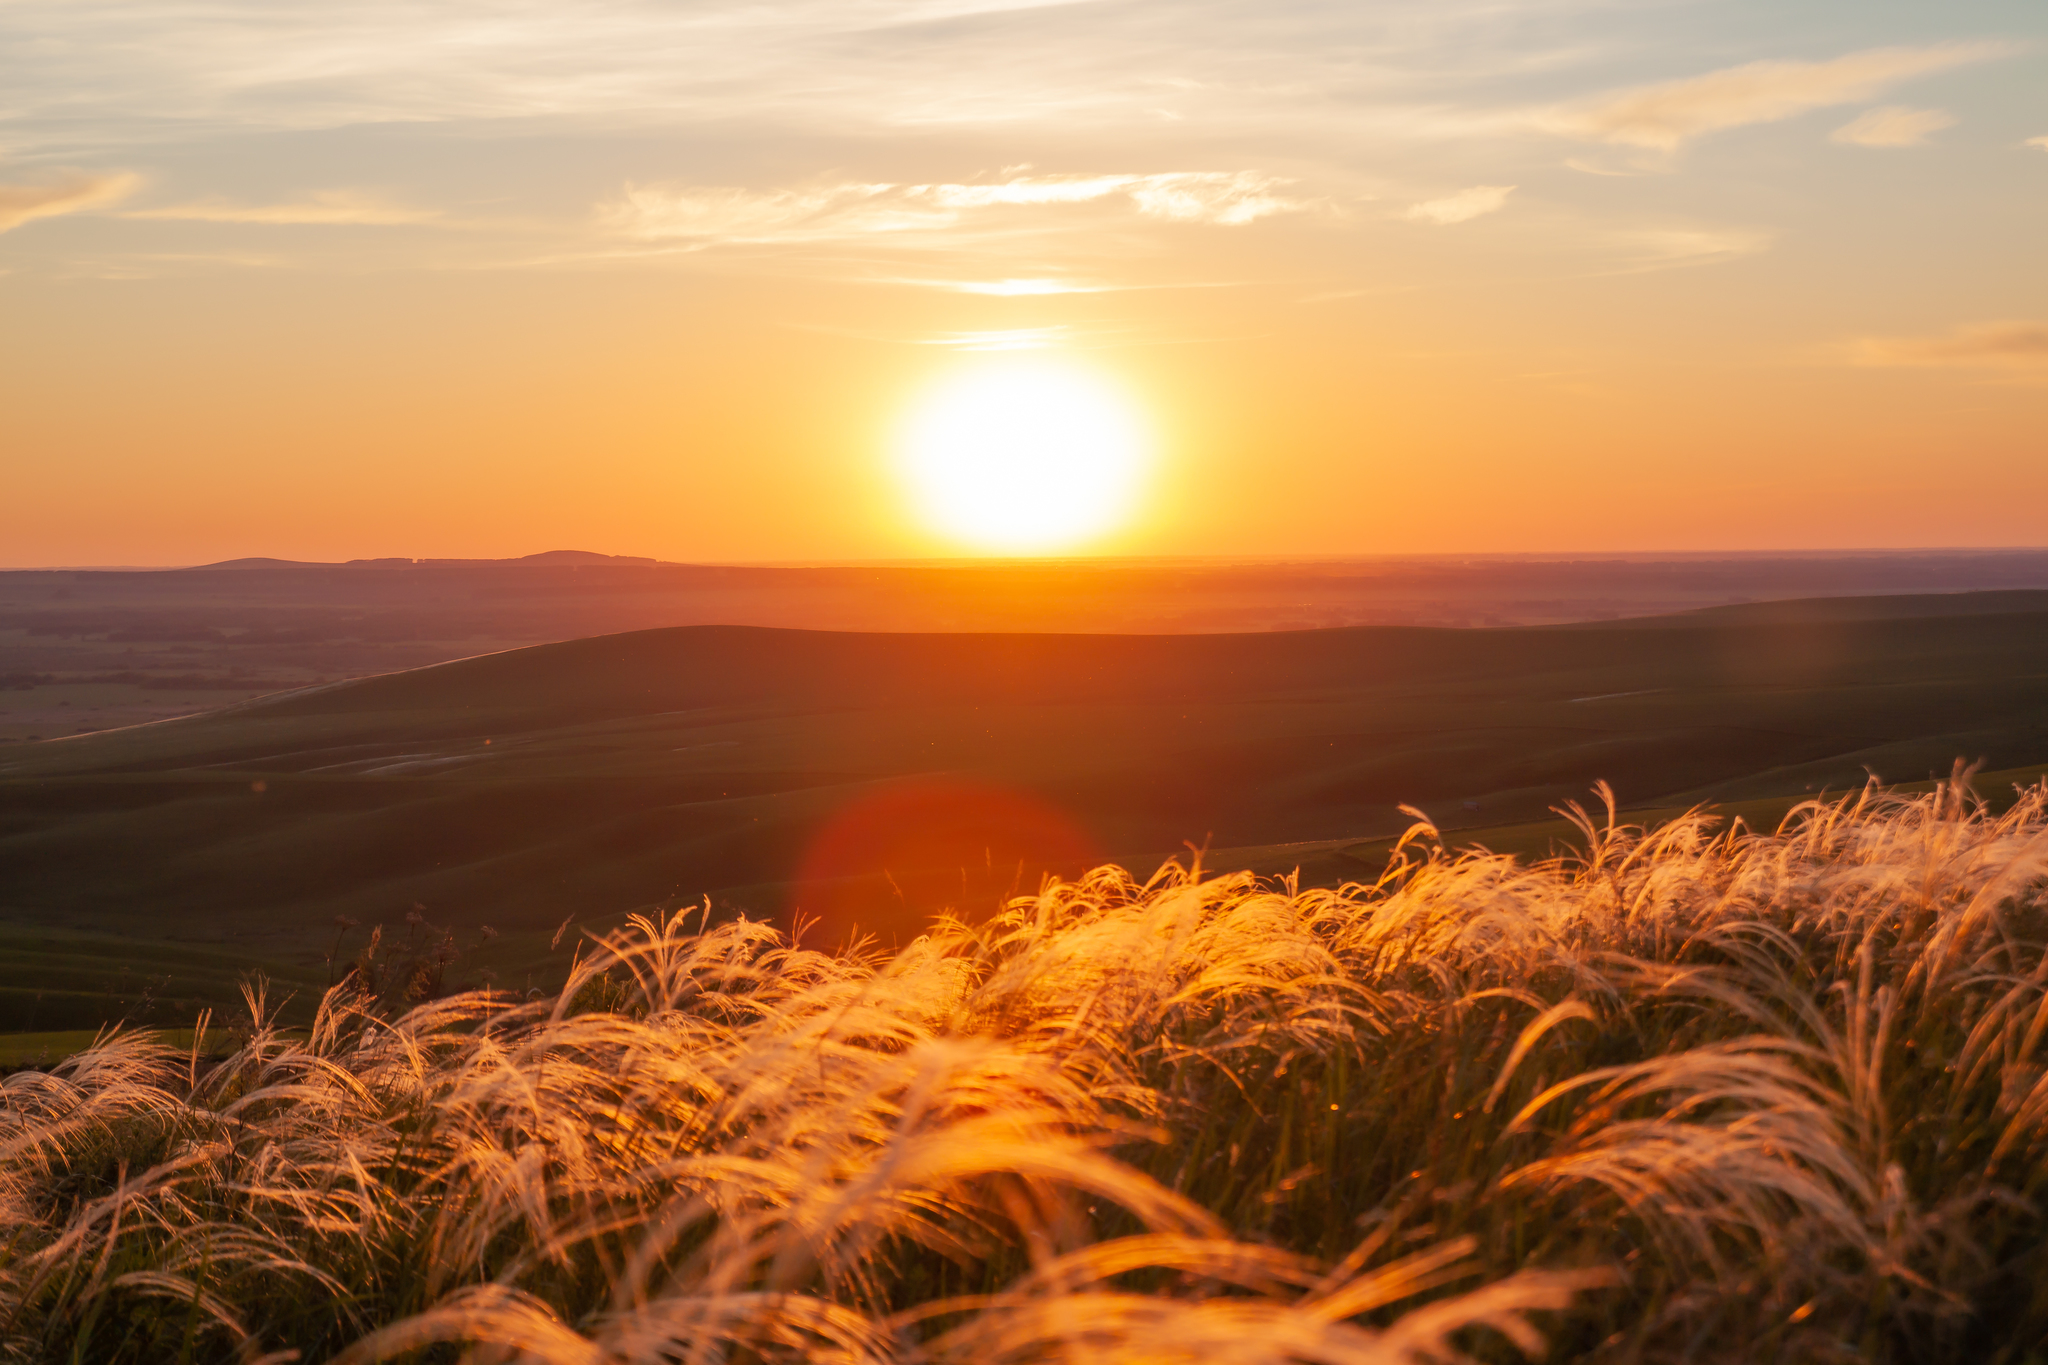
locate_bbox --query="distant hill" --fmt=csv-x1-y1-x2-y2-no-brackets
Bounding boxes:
1577,588,2048,627
189,550,666,570
188,557,335,570
26,552,2040,750
409,550,662,567
3,590,2047,1028
514,549,659,566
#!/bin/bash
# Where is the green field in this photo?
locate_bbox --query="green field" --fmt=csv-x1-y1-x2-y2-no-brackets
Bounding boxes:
2,589,2046,1030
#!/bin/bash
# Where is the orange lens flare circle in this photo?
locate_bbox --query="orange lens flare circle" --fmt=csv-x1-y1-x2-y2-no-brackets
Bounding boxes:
791,778,1101,946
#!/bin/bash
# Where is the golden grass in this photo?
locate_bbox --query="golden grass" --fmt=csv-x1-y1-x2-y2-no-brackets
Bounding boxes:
0,1034,206,1073
6,765,2048,1362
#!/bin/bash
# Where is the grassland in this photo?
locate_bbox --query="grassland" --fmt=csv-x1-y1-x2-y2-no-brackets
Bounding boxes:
5,773,2048,1362
0,682,304,747
4,591,2048,1030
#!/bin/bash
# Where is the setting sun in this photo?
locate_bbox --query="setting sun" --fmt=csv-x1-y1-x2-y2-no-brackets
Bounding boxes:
895,360,1152,553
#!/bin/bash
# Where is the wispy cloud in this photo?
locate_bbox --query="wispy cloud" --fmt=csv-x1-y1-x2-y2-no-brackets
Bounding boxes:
1830,106,1955,148
0,1,1650,152
920,175,1141,208
127,191,441,225
1117,173,1302,225
943,278,1110,295
879,274,1240,296
2027,135,2048,152
912,171,1299,223
599,172,1305,244
1596,226,1772,273
1405,185,1514,225
599,183,925,243
0,171,139,233
1562,158,1651,178
919,327,1068,350
1534,43,2003,151
1853,321,2048,371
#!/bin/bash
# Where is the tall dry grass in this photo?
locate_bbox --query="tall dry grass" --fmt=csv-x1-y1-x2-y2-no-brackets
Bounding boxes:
6,766,2048,1362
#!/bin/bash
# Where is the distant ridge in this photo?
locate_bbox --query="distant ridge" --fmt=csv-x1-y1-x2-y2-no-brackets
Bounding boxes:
424,550,660,567
186,550,664,571
189,557,335,570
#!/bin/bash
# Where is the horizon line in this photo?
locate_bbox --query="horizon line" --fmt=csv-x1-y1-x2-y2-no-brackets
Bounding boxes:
10,545,2048,573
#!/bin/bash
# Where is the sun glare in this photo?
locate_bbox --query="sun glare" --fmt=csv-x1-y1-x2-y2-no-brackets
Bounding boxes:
897,360,1151,553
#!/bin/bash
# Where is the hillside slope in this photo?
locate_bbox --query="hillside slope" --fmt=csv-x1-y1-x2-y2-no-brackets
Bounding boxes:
2,592,2046,1026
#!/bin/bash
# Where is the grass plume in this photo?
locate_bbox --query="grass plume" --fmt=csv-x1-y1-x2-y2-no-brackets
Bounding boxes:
6,766,2048,1361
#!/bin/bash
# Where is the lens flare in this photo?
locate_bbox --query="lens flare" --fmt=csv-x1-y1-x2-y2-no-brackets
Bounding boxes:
791,778,1101,945
897,359,1151,552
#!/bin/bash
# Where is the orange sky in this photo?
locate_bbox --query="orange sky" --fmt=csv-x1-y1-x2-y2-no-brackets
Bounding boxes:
2,1,2043,564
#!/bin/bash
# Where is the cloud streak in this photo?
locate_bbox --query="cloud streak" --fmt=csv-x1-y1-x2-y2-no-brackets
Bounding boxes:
0,0,1613,152
918,327,1069,350
1854,321,2048,370
1576,225,1773,275
599,172,1305,244
127,191,441,225
1534,43,2003,150
124,191,440,225
939,278,1110,295
1405,185,1514,225
0,172,139,232
598,183,950,244
1831,106,1955,148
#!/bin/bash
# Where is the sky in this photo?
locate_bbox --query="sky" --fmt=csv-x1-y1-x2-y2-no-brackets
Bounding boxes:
2,0,2044,563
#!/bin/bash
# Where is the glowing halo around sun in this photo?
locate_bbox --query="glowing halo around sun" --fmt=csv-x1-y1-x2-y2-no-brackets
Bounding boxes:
895,359,1152,553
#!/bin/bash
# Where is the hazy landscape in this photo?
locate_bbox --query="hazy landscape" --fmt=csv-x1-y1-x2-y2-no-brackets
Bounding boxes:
7,0,2046,1356
11,549,2048,741
9,545,2048,1365
5,564,2047,1038
9,569,2048,1363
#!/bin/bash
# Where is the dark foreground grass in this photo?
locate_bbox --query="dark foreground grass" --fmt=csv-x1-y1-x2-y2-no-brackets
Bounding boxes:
6,769,2048,1363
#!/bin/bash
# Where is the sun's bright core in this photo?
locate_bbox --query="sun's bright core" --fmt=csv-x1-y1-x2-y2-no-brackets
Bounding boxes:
897,360,1151,553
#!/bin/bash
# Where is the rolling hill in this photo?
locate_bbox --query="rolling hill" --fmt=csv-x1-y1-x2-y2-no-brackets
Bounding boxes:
3,589,2047,1029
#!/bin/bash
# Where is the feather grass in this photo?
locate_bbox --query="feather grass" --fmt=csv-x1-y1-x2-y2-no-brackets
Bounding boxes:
5,769,2048,1361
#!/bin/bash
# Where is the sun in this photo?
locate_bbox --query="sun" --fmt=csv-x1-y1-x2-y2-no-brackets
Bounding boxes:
896,359,1151,553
